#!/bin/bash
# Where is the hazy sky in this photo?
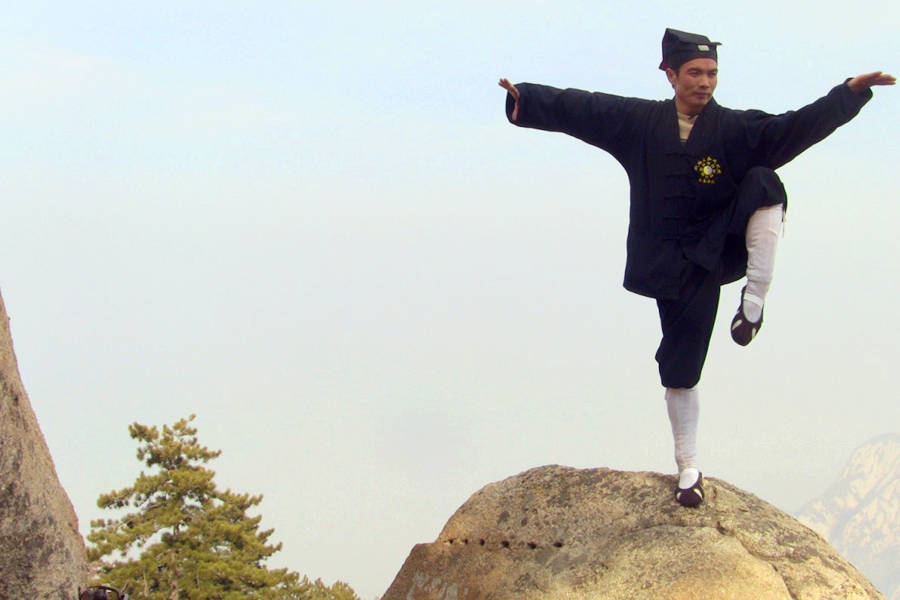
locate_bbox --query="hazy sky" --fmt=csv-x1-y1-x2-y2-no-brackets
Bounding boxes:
1,2,898,598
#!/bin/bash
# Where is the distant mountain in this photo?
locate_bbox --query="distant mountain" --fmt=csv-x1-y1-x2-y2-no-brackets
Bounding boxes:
796,433,900,600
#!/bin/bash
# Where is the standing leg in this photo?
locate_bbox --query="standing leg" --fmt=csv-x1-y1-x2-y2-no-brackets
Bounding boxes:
665,386,699,472
665,386,703,506
656,264,720,507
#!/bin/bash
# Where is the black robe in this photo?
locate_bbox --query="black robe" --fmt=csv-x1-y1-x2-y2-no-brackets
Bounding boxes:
505,82,871,299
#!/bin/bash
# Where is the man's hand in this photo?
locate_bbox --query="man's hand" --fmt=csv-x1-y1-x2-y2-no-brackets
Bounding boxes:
498,77,520,121
847,71,896,94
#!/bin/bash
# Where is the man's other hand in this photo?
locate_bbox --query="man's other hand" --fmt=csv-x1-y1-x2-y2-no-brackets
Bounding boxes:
499,78,520,121
848,71,896,94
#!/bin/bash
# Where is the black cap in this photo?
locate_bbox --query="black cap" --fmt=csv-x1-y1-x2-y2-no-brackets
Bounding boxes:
659,28,721,71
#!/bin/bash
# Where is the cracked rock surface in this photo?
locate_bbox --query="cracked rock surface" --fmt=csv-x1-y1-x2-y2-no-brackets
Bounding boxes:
383,465,884,600
0,290,88,597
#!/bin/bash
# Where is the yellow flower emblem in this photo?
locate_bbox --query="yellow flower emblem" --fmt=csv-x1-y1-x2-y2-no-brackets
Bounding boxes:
694,156,722,184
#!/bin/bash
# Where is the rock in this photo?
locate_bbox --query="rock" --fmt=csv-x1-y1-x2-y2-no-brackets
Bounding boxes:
383,465,884,600
0,290,88,597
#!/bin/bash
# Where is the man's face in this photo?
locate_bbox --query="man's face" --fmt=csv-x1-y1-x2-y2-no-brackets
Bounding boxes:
666,58,718,114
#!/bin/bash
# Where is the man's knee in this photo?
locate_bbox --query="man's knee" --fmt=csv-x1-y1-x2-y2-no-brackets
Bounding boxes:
741,166,786,208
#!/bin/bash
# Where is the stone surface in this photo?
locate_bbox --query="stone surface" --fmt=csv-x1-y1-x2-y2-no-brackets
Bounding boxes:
0,290,88,597
383,465,884,600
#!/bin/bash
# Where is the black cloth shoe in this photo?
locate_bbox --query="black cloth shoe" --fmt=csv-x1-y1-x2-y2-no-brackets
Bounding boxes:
730,286,763,346
675,471,704,507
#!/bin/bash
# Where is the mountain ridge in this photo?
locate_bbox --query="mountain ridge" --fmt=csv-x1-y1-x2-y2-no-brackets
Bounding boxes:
796,433,899,600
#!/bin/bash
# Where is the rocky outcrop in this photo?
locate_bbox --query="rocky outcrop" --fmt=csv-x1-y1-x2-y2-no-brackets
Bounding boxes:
384,466,884,600
797,434,899,600
0,290,88,597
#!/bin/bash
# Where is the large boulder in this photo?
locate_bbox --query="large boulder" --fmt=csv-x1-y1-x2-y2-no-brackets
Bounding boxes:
383,465,884,600
0,290,88,597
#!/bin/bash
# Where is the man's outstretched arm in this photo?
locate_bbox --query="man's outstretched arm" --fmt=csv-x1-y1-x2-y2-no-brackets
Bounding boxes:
496,77,655,160
743,70,894,169
847,71,896,93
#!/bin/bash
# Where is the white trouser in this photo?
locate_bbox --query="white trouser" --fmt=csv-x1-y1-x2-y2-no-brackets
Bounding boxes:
744,203,784,320
665,386,699,472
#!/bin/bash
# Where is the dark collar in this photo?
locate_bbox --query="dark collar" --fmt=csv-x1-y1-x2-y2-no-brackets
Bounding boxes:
666,98,719,154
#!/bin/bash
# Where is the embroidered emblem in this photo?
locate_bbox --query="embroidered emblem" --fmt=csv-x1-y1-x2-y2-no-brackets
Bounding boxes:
694,156,722,184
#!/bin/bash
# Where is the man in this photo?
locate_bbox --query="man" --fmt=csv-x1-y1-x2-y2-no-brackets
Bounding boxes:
499,28,894,507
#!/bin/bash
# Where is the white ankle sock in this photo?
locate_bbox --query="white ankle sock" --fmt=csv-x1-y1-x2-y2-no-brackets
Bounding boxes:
743,204,783,322
665,387,699,473
678,467,701,489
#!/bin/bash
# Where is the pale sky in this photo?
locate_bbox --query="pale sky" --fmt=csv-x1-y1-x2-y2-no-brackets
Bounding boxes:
1,2,898,598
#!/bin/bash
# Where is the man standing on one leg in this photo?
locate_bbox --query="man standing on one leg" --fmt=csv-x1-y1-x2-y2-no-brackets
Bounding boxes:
499,28,894,507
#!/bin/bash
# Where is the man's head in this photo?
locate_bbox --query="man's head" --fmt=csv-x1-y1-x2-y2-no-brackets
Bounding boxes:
659,28,721,114
666,58,718,115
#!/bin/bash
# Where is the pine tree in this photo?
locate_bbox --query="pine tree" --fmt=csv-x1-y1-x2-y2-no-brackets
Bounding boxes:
87,415,359,600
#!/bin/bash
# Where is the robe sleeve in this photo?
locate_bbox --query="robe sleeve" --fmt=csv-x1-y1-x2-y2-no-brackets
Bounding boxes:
505,82,650,161
739,82,873,169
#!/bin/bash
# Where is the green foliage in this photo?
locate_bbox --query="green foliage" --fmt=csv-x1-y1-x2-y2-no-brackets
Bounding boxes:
87,415,359,600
